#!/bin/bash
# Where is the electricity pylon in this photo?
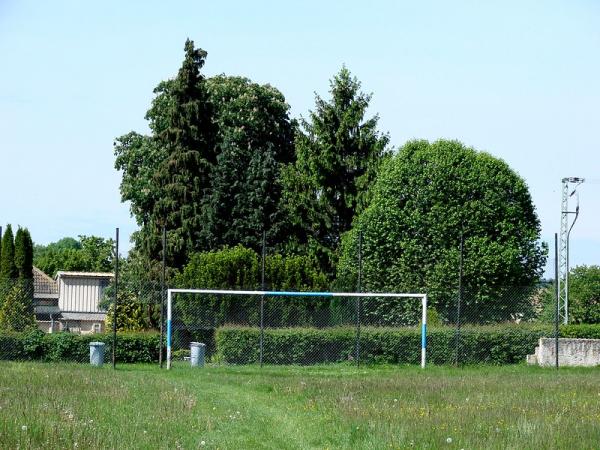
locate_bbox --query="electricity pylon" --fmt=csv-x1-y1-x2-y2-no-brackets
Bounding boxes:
558,177,584,324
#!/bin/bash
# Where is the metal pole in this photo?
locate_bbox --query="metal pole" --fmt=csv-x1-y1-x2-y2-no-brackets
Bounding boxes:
259,230,266,367
159,226,166,368
356,230,363,367
565,200,580,323
112,227,119,370
421,294,427,368
166,290,172,369
455,232,463,365
554,233,559,370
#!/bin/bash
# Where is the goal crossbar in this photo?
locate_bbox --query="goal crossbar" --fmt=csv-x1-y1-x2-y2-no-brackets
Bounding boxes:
166,289,428,369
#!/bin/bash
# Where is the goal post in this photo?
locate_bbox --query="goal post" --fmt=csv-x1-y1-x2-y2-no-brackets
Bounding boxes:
166,289,428,369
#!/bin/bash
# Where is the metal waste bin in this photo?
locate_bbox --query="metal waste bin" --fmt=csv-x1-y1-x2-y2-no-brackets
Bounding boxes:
89,342,106,367
190,342,206,367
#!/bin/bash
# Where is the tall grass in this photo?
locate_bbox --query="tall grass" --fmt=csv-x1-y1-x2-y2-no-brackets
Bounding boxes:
0,362,599,449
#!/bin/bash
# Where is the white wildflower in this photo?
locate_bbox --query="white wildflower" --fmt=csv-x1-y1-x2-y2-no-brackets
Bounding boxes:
21,425,27,431
446,437,452,444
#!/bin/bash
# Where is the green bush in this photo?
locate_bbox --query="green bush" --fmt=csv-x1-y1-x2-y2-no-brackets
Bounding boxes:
561,324,600,339
0,331,160,363
174,245,330,330
214,324,598,365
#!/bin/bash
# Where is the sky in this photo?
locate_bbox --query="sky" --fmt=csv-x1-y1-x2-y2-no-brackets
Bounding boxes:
0,0,598,277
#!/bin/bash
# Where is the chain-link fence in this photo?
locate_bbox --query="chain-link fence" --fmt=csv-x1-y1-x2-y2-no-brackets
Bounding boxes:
0,273,561,367
167,285,558,367
0,276,163,365
0,224,565,369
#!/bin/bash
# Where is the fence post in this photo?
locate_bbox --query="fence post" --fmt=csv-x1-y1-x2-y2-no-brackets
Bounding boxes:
554,233,559,370
355,230,363,367
259,230,266,368
159,226,166,368
112,227,119,370
455,231,463,366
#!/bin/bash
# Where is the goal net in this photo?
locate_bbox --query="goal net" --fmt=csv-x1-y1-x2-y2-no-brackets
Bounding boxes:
166,289,428,369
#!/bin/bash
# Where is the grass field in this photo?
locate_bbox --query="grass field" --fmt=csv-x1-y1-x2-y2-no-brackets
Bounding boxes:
0,362,599,449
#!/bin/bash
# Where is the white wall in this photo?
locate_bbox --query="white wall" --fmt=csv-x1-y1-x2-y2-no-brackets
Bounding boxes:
58,277,109,312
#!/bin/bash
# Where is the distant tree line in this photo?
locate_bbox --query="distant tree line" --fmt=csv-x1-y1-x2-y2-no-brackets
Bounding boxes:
33,236,114,277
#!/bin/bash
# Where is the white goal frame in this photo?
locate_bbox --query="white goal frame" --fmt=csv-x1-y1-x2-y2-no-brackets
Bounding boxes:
166,289,428,369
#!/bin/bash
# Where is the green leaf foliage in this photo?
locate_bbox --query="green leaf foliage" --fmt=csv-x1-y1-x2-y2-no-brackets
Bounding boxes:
567,265,600,324
151,39,218,268
115,46,295,270
0,331,160,363
33,235,114,277
14,227,33,279
215,324,561,365
337,139,547,324
0,282,35,332
201,76,295,252
540,266,600,324
0,224,17,279
171,245,330,343
104,290,161,332
281,67,391,276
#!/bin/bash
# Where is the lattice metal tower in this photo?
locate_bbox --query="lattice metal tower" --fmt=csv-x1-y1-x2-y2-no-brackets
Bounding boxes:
558,177,584,324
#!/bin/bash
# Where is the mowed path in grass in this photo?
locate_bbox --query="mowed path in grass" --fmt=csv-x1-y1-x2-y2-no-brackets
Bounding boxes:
0,363,599,449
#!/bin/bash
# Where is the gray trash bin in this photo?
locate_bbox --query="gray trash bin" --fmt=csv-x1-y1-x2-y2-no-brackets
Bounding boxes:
90,342,106,367
190,342,206,367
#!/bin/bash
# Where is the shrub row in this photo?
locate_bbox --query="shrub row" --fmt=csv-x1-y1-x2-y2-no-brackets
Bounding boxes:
2,325,599,365
215,324,600,365
0,330,160,363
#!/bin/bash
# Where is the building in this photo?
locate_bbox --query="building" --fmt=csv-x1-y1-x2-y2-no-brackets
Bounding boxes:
33,267,113,334
33,267,60,333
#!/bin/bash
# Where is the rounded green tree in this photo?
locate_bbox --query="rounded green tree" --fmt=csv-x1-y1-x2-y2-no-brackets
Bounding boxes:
338,139,547,324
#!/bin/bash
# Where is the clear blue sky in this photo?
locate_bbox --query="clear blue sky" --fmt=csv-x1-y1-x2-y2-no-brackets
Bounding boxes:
0,0,598,277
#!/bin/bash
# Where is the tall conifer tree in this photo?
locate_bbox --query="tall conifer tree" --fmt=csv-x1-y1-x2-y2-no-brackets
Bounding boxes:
152,39,218,268
282,67,390,276
15,227,33,279
0,224,17,279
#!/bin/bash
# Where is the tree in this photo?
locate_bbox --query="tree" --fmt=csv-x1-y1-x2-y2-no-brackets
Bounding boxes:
201,76,295,252
115,53,297,270
0,225,34,324
99,255,163,332
175,245,329,327
151,39,218,269
115,40,217,269
0,283,36,331
281,67,390,276
105,290,160,332
0,224,16,279
33,235,114,277
337,139,547,324
14,227,33,279
540,266,600,324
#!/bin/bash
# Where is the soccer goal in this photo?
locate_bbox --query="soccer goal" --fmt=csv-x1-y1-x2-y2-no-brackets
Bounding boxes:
166,289,428,369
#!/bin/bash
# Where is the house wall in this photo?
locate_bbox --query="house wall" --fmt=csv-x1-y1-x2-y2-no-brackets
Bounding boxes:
37,321,60,334
58,277,108,312
61,320,105,335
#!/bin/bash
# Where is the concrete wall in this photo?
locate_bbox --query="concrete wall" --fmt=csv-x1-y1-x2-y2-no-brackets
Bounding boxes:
528,338,600,367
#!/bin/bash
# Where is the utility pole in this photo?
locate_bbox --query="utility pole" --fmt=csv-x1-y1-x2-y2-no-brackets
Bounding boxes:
558,177,584,324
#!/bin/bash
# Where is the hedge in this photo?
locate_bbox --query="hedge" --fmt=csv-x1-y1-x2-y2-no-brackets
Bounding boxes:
2,325,599,365
215,324,600,365
0,330,160,363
